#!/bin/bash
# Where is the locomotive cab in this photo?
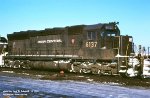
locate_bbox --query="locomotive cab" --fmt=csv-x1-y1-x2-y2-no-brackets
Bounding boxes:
81,22,131,75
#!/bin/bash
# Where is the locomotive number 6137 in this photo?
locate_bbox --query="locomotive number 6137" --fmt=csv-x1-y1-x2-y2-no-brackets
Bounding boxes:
86,42,97,48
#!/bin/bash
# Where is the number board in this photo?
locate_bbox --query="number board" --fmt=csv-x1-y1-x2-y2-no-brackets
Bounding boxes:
86,42,97,48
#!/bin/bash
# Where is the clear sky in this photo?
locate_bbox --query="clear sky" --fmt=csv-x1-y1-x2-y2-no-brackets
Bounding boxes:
0,0,150,48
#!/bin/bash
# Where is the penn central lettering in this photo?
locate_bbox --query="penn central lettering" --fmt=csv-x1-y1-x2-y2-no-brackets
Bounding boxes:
37,39,62,43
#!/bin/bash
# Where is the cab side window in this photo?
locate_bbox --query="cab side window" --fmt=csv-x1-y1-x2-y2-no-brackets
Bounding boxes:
87,32,96,40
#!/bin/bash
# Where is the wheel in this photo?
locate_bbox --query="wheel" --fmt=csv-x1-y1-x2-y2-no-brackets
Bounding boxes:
80,68,91,74
120,73,127,78
91,68,98,74
109,71,113,75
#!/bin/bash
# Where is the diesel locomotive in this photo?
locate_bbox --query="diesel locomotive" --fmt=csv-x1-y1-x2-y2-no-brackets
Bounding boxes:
3,22,136,76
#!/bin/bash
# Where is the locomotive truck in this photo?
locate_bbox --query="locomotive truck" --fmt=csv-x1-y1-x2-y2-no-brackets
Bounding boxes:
3,22,149,77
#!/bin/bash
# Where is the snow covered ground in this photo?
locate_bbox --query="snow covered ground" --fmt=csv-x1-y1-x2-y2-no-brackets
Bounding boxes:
0,74,150,98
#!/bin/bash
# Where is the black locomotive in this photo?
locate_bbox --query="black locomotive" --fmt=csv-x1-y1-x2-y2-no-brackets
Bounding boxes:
4,22,134,75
